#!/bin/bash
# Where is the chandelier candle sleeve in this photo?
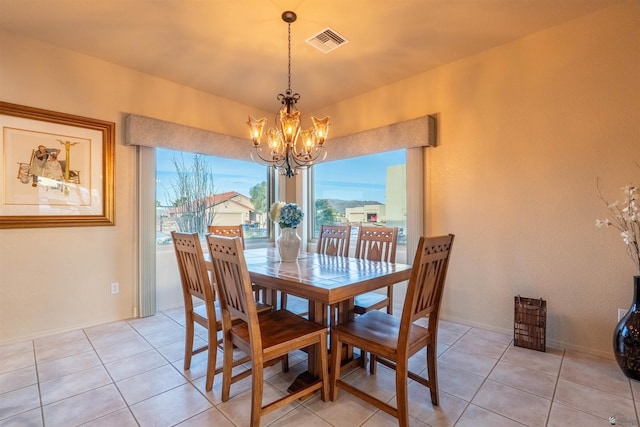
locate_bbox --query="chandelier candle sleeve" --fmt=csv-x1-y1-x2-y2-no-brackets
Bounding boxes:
247,10,331,178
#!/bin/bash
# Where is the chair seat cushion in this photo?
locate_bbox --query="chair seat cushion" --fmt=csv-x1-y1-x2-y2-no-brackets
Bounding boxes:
333,310,429,359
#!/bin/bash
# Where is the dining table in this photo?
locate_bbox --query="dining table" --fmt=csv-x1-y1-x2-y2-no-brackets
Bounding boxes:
207,246,413,390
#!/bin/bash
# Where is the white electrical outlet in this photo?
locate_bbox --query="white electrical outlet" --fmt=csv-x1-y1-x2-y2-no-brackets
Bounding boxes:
111,282,120,295
618,308,628,322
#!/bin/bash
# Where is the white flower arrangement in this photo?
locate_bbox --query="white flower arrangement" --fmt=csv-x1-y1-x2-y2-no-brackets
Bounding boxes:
269,201,303,229
596,170,640,273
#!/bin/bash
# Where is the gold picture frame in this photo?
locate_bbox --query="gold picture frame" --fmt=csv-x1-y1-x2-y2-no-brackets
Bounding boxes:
0,101,115,228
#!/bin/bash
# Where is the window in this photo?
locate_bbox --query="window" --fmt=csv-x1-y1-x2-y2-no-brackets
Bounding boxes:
154,148,269,311
155,148,270,244
311,149,407,262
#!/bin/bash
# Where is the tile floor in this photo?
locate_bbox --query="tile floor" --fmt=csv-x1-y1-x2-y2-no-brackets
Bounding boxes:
1,301,639,427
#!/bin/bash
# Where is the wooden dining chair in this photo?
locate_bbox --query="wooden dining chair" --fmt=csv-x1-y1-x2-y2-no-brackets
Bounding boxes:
316,224,351,257
330,234,455,427
316,224,352,325
353,226,399,315
206,234,329,426
208,224,274,305
171,231,254,391
207,224,245,243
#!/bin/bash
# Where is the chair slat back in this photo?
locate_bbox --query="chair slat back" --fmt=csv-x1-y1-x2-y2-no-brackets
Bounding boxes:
317,225,351,257
172,232,215,307
354,227,398,263
400,235,455,336
207,225,245,249
206,235,257,327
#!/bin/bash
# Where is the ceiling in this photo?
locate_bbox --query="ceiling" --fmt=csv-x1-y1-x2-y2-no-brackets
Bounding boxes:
0,0,623,113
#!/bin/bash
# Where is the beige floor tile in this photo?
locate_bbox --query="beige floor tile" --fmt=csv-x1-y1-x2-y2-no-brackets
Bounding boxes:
631,379,640,401
554,378,636,421
437,362,485,401
42,384,126,427
188,354,264,404
0,348,34,375
0,340,33,359
0,406,43,427
406,387,468,427
336,363,398,404
193,323,212,341
466,327,513,345
451,334,509,360
303,392,377,427
162,306,187,325
547,402,611,427
8,311,640,427
264,357,316,394
488,361,557,399
81,408,139,427
174,407,235,426
37,350,101,382
268,405,333,426
40,365,113,405
214,382,298,426
472,380,551,426
104,348,168,382
85,327,141,349
361,410,430,427
0,366,37,393
128,312,180,336
157,337,201,363
34,329,86,350
174,347,225,383
0,384,40,421
438,320,471,345
34,338,93,364
84,320,133,337
561,351,631,398
94,334,153,364
116,364,187,405
456,404,525,427
142,323,188,348
438,346,498,377
130,383,212,427
500,345,563,376
407,346,436,373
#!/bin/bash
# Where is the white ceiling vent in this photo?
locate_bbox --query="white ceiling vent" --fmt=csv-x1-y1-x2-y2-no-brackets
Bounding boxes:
306,28,348,53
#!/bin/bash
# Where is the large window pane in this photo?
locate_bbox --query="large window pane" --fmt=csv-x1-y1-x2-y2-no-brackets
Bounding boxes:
155,148,269,242
155,148,269,310
312,150,407,262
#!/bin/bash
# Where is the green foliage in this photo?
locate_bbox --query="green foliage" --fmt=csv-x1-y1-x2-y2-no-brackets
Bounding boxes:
314,199,338,233
249,181,267,213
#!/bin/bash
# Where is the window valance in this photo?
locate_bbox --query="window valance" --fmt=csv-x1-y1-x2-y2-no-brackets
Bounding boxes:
125,114,437,161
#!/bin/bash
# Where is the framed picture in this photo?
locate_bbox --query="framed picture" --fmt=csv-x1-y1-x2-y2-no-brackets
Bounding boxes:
0,101,115,228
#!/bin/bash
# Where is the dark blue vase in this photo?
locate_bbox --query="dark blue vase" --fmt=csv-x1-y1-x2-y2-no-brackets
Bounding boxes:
614,275,640,380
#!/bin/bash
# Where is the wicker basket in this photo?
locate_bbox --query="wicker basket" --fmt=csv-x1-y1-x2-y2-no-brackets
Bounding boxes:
514,296,546,352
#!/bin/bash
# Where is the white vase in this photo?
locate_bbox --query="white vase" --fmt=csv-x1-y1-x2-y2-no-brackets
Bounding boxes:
277,228,301,262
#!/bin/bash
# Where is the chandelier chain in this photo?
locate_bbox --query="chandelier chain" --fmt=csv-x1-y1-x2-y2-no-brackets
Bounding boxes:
287,22,292,93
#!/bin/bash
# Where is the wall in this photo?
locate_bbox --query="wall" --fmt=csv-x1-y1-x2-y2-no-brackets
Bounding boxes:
0,31,268,343
1,1,639,357
322,1,640,357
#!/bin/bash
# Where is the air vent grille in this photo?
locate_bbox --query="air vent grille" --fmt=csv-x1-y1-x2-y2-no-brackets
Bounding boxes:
306,28,348,53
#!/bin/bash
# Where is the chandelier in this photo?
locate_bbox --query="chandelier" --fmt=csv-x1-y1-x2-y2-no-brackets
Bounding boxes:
247,11,331,178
